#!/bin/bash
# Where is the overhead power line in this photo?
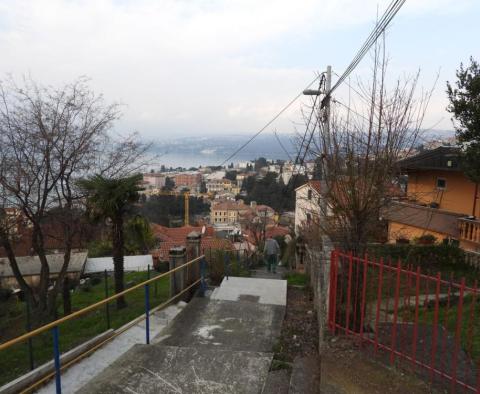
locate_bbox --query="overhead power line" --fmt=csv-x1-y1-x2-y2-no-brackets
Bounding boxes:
219,75,321,166
322,0,406,108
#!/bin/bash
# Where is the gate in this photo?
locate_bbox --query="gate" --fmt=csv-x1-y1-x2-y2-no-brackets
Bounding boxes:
328,250,479,392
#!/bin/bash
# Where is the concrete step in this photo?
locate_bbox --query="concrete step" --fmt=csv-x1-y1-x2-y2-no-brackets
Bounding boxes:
289,355,320,394
262,369,290,394
157,297,285,352
77,345,273,394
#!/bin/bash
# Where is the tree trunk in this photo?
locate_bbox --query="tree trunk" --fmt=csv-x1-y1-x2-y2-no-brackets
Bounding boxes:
112,215,127,309
0,232,37,309
31,224,50,316
63,276,72,315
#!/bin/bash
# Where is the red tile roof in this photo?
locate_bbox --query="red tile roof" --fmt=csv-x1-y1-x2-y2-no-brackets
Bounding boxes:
151,236,233,261
151,224,214,242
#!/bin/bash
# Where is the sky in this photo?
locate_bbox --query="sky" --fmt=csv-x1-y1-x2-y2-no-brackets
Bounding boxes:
0,0,478,141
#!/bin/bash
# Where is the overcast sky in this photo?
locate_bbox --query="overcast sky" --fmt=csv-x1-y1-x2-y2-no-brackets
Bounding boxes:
0,0,478,140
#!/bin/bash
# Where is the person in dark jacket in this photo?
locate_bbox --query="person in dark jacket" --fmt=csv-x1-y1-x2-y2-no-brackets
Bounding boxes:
264,236,280,273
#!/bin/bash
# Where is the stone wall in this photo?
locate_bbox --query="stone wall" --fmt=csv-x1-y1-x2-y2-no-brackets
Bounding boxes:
303,235,333,352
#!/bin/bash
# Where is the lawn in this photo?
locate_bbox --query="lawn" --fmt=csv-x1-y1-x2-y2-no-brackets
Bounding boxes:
400,295,480,362
0,271,170,387
284,272,309,287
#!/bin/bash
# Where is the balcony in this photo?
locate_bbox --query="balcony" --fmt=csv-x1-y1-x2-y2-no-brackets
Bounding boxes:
459,218,480,245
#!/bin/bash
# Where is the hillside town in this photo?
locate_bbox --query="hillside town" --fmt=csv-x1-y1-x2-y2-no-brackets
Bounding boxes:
1,1,480,394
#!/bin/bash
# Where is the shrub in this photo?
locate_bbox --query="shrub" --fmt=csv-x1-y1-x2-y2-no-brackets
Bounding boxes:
208,249,250,285
415,234,437,245
368,243,469,279
0,287,12,302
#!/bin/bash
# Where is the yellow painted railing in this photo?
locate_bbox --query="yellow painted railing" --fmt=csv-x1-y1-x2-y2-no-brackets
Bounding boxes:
0,255,206,393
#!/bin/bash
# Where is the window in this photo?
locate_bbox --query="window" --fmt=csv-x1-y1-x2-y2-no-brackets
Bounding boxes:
306,213,312,224
308,189,312,200
436,178,446,190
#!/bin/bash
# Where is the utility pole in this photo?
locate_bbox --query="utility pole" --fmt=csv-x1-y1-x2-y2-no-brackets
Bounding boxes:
303,65,332,151
324,65,332,139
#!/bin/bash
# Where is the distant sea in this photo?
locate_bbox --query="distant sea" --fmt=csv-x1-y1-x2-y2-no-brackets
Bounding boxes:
148,133,297,169
146,129,455,170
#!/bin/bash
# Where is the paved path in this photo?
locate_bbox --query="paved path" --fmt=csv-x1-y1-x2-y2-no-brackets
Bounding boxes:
36,304,185,394
251,265,287,280
77,276,287,394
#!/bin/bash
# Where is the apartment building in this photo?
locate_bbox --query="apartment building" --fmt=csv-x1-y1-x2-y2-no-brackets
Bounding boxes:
384,147,480,252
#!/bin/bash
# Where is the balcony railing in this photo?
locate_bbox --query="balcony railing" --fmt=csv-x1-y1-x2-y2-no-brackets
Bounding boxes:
459,217,480,245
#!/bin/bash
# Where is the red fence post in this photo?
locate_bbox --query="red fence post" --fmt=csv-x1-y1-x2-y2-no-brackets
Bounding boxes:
374,257,384,354
466,280,478,358
329,250,338,334
430,272,441,382
389,260,402,364
345,252,353,335
451,278,466,393
359,253,368,340
411,266,421,367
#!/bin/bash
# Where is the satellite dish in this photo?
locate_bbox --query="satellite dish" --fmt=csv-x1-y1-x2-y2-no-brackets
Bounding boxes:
201,225,206,235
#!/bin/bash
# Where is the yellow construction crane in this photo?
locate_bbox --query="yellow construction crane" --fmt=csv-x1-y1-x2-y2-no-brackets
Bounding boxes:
154,190,190,226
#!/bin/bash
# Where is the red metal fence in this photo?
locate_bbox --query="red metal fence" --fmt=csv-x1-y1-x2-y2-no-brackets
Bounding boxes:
328,250,479,393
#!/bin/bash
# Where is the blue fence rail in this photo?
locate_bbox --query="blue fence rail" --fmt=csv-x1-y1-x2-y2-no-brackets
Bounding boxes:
0,255,206,393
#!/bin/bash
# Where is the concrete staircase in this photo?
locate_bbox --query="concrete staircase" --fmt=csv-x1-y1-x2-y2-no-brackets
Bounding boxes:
76,277,288,394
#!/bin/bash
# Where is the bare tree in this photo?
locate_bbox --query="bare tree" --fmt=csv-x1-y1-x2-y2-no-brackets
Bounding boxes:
299,39,433,254
0,77,149,321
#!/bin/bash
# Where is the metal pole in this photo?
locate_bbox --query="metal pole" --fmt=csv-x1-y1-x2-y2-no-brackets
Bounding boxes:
104,270,110,329
324,65,332,136
145,284,150,344
200,257,206,296
146,264,151,344
52,326,61,394
25,296,34,371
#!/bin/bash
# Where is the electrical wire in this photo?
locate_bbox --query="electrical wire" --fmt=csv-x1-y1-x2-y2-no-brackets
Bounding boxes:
219,75,322,166
273,131,294,162
321,0,406,108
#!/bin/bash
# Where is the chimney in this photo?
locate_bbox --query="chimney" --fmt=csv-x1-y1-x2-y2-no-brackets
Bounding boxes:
250,201,257,209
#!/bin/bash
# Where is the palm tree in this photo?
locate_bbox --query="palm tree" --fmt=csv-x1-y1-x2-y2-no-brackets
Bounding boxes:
79,174,143,309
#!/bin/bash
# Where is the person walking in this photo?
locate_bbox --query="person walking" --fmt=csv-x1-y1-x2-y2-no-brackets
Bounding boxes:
264,236,280,274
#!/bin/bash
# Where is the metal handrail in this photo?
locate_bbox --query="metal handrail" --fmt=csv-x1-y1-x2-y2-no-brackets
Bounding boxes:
0,255,204,352
19,277,202,394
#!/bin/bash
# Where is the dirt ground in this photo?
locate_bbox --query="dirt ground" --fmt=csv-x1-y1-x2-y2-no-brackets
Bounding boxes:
320,336,440,394
273,286,319,364
274,285,444,393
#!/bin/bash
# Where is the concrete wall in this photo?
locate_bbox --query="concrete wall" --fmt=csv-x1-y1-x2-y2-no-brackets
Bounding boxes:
302,235,333,352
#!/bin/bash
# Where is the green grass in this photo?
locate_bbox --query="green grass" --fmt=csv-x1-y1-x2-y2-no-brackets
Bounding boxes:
284,272,309,287
400,295,480,362
0,271,169,387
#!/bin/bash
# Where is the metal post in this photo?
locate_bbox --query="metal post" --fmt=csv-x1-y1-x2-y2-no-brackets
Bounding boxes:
104,270,110,329
52,326,61,394
25,296,34,371
145,283,150,344
200,257,207,297
224,252,230,280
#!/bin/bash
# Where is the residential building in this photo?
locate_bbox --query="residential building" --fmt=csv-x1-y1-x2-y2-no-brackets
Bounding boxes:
210,200,250,225
206,178,231,193
143,173,167,189
384,147,480,252
174,172,202,191
294,181,322,235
